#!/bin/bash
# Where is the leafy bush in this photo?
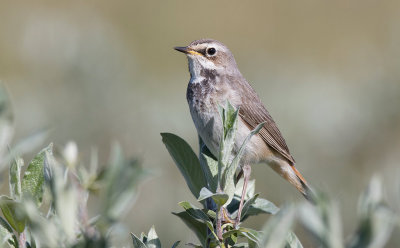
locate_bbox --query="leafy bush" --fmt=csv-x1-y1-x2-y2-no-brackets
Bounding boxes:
159,102,291,248
152,101,398,248
0,86,147,247
0,85,397,248
0,140,147,248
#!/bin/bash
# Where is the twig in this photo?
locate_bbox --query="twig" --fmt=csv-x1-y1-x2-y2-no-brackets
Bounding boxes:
216,206,223,241
19,232,26,248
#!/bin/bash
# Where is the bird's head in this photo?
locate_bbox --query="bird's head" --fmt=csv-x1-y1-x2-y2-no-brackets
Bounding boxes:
174,39,239,78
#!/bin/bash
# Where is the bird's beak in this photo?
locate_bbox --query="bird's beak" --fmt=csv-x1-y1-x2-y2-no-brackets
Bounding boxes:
174,46,202,56
174,46,189,53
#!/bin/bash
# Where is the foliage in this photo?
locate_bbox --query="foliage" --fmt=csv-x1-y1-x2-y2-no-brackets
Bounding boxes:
131,226,181,248
0,140,147,248
156,101,398,248
160,102,300,247
0,85,397,248
0,85,147,247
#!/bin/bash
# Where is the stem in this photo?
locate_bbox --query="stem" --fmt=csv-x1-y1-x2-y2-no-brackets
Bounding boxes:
19,232,26,248
216,206,223,241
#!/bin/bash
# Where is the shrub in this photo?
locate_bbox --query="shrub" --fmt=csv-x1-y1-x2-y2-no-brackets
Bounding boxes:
151,101,397,248
0,86,147,247
0,86,396,248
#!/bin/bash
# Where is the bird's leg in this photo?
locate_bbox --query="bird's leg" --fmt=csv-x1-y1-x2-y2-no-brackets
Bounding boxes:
235,170,243,184
235,163,251,228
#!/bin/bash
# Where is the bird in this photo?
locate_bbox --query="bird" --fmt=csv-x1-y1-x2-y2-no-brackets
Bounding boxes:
174,39,313,225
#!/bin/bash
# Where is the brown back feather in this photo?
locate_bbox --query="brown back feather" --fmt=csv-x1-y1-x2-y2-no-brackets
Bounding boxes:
236,79,295,164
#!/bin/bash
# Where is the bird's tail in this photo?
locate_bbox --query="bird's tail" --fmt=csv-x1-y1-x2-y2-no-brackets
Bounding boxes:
290,165,316,203
270,162,315,203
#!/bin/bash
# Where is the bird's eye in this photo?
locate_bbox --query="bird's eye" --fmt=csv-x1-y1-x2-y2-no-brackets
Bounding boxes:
206,47,216,56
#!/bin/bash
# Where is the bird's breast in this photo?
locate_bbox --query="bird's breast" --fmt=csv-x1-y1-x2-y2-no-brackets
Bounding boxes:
186,78,271,165
187,79,223,156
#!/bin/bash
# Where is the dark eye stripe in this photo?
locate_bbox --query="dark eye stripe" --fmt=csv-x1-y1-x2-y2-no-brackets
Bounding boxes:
199,48,207,55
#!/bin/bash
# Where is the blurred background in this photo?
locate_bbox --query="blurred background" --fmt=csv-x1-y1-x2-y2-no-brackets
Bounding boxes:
1,0,400,246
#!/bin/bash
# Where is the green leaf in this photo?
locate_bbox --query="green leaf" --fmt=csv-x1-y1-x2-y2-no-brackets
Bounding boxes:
25,228,36,248
243,230,262,248
233,244,249,248
131,233,148,248
347,177,396,248
246,198,279,217
147,226,161,248
239,194,259,221
285,232,303,248
0,216,18,247
358,176,382,214
223,102,237,136
199,137,219,192
140,232,148,243
206,210,217,220
103,143,147,223
3,128,49,169
199,152,218,192
223,227,262,247
0,85,14,169
0,196,25,233
186,244,203,248
228,195,277,222
177,201,219,243
19,197,60,247
220,102,239,161
9,157,23,200
299,191,343,248
46,151,78,242
226,229,238,246
259,205,296,248
171,241,180,248
234,178,255,201
222,122,265,203
161,133,207,198
198,187,229,207
21,144,53,206
217,102,239,191
178,201,210,222
222,228,244,240
173,211,208,247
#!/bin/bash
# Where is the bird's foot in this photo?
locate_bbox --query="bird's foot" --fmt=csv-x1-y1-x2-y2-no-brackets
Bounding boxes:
234,214,241,229
221,207,235,225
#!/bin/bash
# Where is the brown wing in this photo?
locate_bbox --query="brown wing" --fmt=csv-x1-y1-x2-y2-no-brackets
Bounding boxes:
237,82,295,164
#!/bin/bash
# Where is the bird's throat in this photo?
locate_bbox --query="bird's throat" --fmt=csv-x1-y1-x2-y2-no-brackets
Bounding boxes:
187,56,218,84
